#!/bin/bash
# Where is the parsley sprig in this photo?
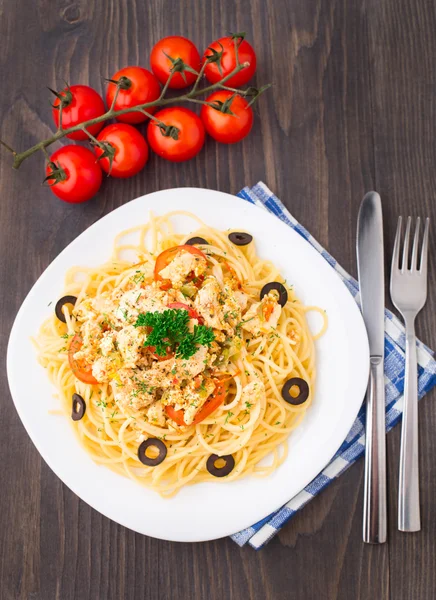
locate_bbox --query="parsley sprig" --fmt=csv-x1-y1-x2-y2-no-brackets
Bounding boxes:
134,308,215,360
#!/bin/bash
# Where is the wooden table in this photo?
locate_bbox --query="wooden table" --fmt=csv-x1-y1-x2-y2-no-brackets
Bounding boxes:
1,1,435,598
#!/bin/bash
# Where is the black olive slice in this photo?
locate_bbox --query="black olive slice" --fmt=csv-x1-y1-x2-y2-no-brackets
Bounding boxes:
138,439,167,466
228,232,253,246
281,378,309,405
55,295,77,323
186,236,209,245
206,453,235,477
71,393,86,421
260,282,288,307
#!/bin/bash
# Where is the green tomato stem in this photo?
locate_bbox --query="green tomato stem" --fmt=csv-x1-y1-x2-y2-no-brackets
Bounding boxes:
9,60,259,170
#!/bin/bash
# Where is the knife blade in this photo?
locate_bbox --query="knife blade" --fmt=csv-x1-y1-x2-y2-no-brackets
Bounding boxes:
357,192,385,357
356,191,387,544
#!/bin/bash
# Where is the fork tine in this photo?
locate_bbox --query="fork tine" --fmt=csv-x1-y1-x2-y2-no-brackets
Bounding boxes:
420,218,430,274
392,216,403,271
401,216,412,271
411,217,421,271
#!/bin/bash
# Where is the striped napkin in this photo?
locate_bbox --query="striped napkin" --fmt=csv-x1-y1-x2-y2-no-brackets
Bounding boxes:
231,182,436,550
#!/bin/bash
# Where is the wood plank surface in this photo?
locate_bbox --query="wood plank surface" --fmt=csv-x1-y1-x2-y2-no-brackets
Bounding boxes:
0,0,435,598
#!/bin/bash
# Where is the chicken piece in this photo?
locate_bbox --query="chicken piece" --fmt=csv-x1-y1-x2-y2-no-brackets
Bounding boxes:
141,345,210,388
241,292,281,336
116,325,145,368
92,356,115,383
161,377,216,425
182,378,216,425
194,277,224,329
146,402,166,426
99,331,116,356
194,278,242,335
240,380,265,407
111,368,157,411
222,284,242,329
91,293,115,315
74,319,103,364
212,330,226,343
161,387,185,411
75,293,118,328
93,326,145,380
177,345,211,377
114,286,167,323
92,331,125,382
73,298,95,321
233,290,248,311
159,250,207,289
163,288,188,304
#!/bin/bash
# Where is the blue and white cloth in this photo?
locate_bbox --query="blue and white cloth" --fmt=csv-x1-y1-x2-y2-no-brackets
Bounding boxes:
230,182,436,550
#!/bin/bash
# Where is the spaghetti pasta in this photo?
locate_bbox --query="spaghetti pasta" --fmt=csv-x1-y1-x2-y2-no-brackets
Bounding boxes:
34,211,326,496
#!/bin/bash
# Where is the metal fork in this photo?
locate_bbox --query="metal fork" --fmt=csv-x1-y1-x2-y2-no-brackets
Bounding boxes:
390,216,430,532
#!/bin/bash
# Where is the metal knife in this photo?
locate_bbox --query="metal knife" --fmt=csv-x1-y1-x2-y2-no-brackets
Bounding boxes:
356,191,387,544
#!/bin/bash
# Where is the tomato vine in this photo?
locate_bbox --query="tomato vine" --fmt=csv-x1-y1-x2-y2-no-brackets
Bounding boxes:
0,35,270,170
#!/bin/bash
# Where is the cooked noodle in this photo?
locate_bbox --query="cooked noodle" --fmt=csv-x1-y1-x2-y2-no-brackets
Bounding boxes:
34,211,327,496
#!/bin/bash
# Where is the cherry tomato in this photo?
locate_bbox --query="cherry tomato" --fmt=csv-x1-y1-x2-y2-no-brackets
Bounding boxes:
147,107,205,162
192,381,226,424
200,91,253,144
51,85,106,141
45,146,102,204
203,35,256,87
106,67,161,124
94,124,148,178
154,245,207,289
150,36,201,89
68,335,99,384
165,405,187,426
165,380,226,426
167,302,204,324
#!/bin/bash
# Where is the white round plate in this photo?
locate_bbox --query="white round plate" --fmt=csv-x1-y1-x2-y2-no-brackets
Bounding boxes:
7,188,369,542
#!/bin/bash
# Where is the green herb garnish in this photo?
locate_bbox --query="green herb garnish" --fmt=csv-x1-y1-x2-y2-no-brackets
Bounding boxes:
136,382,155,395
134,308,215,360
132,271,145,284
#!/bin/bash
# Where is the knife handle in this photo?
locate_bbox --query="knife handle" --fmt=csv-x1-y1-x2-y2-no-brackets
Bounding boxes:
363,356,387,543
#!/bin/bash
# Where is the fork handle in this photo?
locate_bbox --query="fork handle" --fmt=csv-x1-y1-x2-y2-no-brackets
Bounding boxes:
398,316,421,532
